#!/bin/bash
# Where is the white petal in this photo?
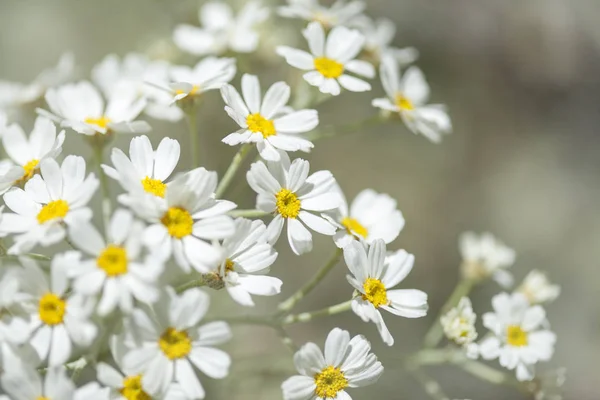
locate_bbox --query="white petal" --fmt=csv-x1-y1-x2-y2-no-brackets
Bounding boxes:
287,218,312,255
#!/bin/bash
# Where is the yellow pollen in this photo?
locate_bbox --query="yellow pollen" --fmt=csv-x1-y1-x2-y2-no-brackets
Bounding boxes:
36,398,50,400
275,189,301,219
225,258,235,274
176,85,200,96
161,207,193,239
341,217,368,238
141,177,166,198
362,277,389,308
120,375,151,400
506,325,528,347
36,200,69,224
246,113,276,138
395,93,415,111
19,159,39,182
314,366,348,398
84,115,111,129
314,57,344,79
159,327,192,360
97,245,128,277
38,293,66,326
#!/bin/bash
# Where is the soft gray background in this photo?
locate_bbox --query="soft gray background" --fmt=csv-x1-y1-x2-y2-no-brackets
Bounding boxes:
1,0,598,398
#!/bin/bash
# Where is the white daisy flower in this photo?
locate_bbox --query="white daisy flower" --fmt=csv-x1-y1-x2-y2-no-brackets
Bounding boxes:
102,135,181,204
372,55,452,143
354,16,419,65
246,154,340,255
327,187,405,248
19,257,97,366
129,168,236,273
478,292,557,381
441,297,479,357
0,156,98,254
0,116,65,194
122,288,232,398
221,74,318,161
42,80,151,136
344,240,428,346
171,57,236,103
0,53,74,111
277,22,375,96
459,231,516,287
66,209,163,316
278,0,366,28
281,327,383,400
173,1,269,56
213,218,281,306
516,270,560,305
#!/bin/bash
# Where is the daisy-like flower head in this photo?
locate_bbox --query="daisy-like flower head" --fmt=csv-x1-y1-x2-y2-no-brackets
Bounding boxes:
344,239,428,346
246,153,340,255
277,22,375,96
102,135,181,204
440,297,478,348
281,327,383,400
221,74,318,161
42,80,151,136
459,231,516,287
0,156,98,254
0,116,65,194
19,257,97,366
213,218,281,306
66,209,163,316
123,288,232,398
478,292,557,382
173,1,269,56
516,270,560,305
170,57,236,104
129,167,236,273
278,0,366,28
373,54,452,143
327,187,405,248
0,53,74,111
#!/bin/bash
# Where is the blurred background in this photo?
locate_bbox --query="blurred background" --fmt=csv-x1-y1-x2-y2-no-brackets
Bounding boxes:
0,0,598,398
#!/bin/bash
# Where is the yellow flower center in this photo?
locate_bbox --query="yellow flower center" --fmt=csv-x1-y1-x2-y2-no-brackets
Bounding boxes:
341,217,368,238
246,113,276,138
141,177,166,198
38,293,66,326
275,189,301,219
97,245,128,277
161,207,193,239
120,375,151,400
19,159,39,182
314,57,344,79
506,325,528,347
314,366,348,398
225,258,235,274
176,85,200,96
159,327,192,360
36,397,50,400
84,115,111,129
362,277,389,308
36,200,69,224
395,93,414,111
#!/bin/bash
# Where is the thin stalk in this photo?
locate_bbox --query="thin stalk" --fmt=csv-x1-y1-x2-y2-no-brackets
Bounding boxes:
186,109,200,168
93,145,111,239
282,300,352,325
228,209,271,219
407,366,449,400
175,278,206,293
215,143,253,198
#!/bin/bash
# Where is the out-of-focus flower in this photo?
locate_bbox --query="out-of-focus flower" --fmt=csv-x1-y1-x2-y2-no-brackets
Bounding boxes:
458,231,516,287
441,297,478,353
353,15,419,65
170,57,236,104
517,270,561,305
278,0,366,28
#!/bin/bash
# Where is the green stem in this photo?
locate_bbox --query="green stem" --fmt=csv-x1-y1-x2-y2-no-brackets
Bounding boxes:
423,278,475,348
228,209,271,219
406,366,449,400
282,300,352,325
277,247,343,314
93,145,111,239
215,143,253,198
175,278,206,293
186,109,200,168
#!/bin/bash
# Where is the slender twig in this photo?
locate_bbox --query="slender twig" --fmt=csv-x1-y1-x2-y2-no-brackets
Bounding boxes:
282,300,352,325
175,278,206,293
215,143,253,198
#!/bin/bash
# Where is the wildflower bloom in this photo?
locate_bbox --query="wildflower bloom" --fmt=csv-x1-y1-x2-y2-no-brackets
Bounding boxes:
372,55,452,143
478,292,557,381
354,16,419,65
173,1,269,56
0,156,98,254
221,74,318,161
171,57,236,102
327,187,405,248
102,135,181,204
344,240,428,346
281,328,383,400
214,218,281,306
441,297,478,346
0,116,65,193
123,289,231,398
459,231,516,287
42,80,151,136
277,22,375,95
66,209,163,315
516,270,561,305
278,0,366,28
246,154,340,255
